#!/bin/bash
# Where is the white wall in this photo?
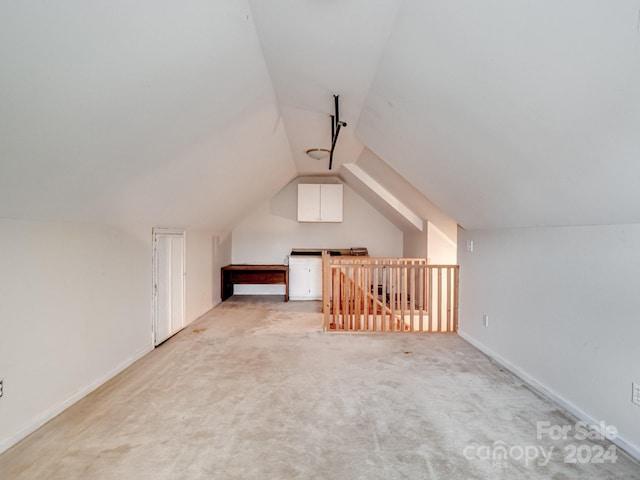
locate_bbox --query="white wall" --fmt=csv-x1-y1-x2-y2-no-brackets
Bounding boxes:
457,224,640,459
0,219,228,454
0,219,151,453
232,177,403,264
427,221,457,264
403,231,427,258
185,229,232,316
403,223,457,264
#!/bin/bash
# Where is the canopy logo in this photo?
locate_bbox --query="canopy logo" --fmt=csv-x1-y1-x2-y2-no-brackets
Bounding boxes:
462,420,618,469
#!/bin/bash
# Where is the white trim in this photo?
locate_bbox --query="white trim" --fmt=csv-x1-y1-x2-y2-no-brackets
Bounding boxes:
0,343,153,455
458,330,640,462
152,227,187,235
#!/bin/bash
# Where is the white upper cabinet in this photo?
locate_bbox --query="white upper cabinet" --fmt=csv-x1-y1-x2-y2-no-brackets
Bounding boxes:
297,184,343,222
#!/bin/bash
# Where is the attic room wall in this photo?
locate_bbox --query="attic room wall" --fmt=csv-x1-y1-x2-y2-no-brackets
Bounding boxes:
403,231,427,258
457,224,640,458
0,219,229,454
427,222,457,264
232,177,402,266
403,224,457,264
185,229,232,317
0,219,150,454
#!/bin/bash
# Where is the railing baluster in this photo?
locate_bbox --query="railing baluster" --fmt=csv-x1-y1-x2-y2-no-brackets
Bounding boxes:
419,265,424,332
342,266,347,330
437,267,442,332
373,263,378,331
447,266,452,332
401,265,407,331
409,264,415,332
348,265,352,330
390,265,396,331
335,266,339,330
355,265,361,331
453,266,459,332
364,264,369,330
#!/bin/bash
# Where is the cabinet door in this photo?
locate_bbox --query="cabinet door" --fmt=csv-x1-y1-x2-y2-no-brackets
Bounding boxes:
307,258,323,299
288,262,310,299
297,184,321,222
289,257,322,300
320,184,343,222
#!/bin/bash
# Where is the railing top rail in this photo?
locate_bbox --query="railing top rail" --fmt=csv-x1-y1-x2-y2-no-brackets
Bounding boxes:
328,256,429,263
328,262,459,269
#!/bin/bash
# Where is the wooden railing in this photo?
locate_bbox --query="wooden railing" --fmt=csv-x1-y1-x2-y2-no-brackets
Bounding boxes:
322,253,459,333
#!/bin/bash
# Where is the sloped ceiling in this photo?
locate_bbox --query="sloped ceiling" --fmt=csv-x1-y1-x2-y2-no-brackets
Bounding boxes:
0,1,296,229
357,0,640,229
2,0,639,230
248,0,403,175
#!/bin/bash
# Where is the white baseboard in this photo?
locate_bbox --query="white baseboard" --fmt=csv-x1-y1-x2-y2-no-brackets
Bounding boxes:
0,343,153,455
458,330,640,462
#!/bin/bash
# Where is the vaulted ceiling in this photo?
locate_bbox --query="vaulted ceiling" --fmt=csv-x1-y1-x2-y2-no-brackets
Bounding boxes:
1,1,639,231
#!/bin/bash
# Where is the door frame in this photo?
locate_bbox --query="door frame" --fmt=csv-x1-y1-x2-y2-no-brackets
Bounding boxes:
152,228,186,346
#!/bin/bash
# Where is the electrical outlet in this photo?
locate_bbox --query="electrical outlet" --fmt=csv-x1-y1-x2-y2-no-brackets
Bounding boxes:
633,382,640,406
483,314,489,327
0,379,3,398
467,240,474,252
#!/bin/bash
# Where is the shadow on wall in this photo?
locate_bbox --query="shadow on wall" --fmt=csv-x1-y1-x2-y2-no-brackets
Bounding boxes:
211,232,232,303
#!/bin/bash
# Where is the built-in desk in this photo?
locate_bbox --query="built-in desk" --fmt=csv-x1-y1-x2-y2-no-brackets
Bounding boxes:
221,265,289,302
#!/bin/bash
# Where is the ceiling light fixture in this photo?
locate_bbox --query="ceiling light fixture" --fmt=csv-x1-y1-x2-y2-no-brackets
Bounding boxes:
306,148,331,160
304,95,347,170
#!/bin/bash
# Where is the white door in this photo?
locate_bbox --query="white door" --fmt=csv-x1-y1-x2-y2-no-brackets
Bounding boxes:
153,229,186,346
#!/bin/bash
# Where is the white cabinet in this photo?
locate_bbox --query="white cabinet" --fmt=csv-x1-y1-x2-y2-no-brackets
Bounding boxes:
297,184,343,222
288,256,322,300
319,184,343,222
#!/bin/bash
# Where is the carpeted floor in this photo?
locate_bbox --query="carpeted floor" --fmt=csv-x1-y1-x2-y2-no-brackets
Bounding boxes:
1,295,639,479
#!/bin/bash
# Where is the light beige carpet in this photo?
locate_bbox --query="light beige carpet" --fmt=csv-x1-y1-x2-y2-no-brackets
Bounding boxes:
1,295,639,479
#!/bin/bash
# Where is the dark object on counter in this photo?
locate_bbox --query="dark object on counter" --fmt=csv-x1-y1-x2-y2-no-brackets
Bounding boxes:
289,248,368,257
290,249,346,256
